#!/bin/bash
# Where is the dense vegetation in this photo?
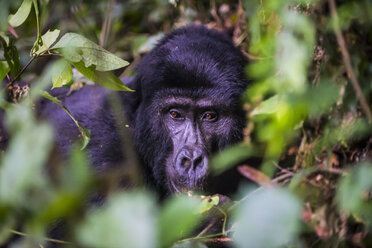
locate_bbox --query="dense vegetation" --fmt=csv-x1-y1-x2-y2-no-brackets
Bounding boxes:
1,0,372,247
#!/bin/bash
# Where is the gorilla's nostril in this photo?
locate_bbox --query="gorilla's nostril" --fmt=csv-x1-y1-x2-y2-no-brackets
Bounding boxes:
181,157,191,168
194,156,203,168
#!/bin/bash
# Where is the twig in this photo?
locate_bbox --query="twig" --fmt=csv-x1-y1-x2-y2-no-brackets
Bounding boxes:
210,0,223,28
328,0,372,123
99,0,116,48
10,229,72,245
316,164,345,175
196,219,218,237
177,230,233,244
272,172,294,183
203,237,233,243
177,233,223,243
273,161,294,175
6,56,37,88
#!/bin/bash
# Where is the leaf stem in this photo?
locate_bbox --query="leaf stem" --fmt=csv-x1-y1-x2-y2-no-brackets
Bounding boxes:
216,206,227,234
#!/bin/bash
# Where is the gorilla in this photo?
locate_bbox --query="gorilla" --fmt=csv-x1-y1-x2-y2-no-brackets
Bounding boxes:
38,25,249,196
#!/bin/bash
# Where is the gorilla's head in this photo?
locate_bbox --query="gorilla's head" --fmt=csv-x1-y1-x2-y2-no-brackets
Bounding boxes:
129,26,248,195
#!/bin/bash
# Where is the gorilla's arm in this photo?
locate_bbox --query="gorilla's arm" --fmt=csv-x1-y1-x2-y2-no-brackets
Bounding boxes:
37,84,135,171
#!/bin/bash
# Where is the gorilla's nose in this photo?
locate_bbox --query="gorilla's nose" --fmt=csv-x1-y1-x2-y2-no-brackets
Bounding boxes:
176,146,207,174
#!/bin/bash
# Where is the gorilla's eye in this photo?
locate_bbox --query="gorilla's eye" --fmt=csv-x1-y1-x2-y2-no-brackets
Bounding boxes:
202,111,217,121
169,110,182,119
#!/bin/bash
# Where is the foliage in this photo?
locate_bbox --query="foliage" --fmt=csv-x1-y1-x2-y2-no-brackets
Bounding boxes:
0,0,372,247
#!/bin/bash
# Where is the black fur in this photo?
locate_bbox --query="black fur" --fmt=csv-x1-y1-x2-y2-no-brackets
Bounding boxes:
38,25,249,195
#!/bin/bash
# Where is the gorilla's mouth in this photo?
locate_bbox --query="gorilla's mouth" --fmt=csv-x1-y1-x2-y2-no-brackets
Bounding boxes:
167,172,206,194
169,179,182,193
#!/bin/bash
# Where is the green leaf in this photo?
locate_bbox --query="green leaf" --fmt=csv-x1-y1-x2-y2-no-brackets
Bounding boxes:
63,147,92,191
40,91,91,149
8,0,32,27
0,1,10,31
0,40,20,78
35,147,92,224
52,33,129,71
250,94,280,117
0,32,9,46
336,163,372,226
211,143,254,175
72,61,133,91
158,195,202,247
233,188,301,248
0,105,53,206
0,61,9,82
51,59,72,88
34,29,60,55
198,195,220,213
274,10,315,94
76,191,157,248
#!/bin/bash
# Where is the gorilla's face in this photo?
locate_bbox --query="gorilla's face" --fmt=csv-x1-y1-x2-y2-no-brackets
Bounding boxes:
134,89,244,194
130,26,248,195
160,95,235,192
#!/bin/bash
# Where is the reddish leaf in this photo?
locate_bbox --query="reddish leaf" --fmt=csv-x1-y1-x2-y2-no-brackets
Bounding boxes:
237,165,275,187
7,24,19,38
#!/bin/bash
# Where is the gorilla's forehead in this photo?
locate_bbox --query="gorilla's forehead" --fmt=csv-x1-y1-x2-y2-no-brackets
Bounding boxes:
152,88,236,110
160,96,220,108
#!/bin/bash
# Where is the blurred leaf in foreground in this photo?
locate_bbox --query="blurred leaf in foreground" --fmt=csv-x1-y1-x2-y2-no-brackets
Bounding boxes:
76,191,157,248
336,163,372,227
211,143,254,175
0,104,53,206
34,147,92,226
233,188,301,248
172,240,207,248
158,195,202,247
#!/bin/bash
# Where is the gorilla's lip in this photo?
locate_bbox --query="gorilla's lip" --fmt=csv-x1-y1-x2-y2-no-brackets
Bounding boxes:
166,157,206,193
170,179,182,193
169,175,204,194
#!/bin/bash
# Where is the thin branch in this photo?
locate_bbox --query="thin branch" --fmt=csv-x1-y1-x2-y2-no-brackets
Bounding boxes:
10,229,72,245
6,56,37,88
99,0,116,48
273,161,294,175
177,232,227,244
328,0,372,123
196,219,218,237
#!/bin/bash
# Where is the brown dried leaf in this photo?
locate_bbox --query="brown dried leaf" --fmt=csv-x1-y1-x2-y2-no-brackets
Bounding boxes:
237,165,275,187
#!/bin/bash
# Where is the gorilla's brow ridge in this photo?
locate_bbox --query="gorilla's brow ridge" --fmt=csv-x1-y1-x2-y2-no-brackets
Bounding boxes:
158,96,228,110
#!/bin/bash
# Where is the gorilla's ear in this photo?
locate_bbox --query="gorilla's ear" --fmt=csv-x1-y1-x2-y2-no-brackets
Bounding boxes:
120,76,142,125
